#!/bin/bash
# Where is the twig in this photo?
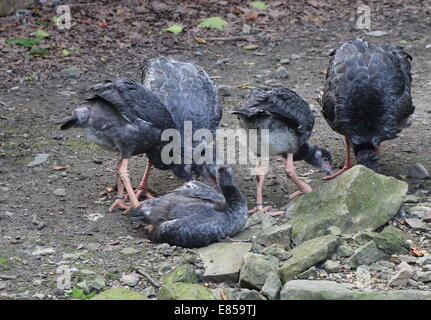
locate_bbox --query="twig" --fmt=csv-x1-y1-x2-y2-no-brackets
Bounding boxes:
242,221,261,231
203,36,249,41
136,268,161,288
0,274,17,280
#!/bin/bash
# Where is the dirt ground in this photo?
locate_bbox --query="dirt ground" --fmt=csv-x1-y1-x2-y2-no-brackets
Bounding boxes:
0,0,430,299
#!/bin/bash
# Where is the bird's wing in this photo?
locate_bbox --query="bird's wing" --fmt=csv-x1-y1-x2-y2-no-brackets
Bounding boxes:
233,87,315,135
89,78,173,129
144,56,221,134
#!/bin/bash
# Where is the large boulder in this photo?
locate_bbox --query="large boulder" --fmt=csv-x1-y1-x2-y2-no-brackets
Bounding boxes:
288,166,408,245
278,235,340,284
158,283,216,300
280,280,431,300
198,242,252,283
354,225,410,255
239,253,279,290
347,241,387,268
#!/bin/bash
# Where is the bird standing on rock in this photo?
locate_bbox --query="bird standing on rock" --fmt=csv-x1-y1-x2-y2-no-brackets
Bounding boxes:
320,39,414,179
232,87,333,215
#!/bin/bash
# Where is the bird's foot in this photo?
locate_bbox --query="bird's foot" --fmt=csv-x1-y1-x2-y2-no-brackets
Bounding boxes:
108,196,132,213
248,204,284,216
135,187,156,201
122,201,143,215
288,189,310,200
322,166,352,180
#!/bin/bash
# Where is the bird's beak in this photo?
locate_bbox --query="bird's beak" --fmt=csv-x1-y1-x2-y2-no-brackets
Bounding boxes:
322,161,333,175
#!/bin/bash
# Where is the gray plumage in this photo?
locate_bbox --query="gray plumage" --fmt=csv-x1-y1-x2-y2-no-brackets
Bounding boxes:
60,79,175,161
321,39,414,149
130,167,248,248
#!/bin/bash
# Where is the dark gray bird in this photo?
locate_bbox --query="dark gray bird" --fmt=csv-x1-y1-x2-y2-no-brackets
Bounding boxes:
60,79,176,212
320,39,414,179
143,56,222,184
232,87,333,215
129,166,248,248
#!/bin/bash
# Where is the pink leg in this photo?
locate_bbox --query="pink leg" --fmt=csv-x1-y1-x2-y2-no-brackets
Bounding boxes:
115,159,141,214
323,136,353,180
248,159,284,216
285,153,312,199
108,160,132,212
135,159,156,200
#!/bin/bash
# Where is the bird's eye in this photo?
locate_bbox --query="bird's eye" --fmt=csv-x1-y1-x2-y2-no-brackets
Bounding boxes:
322,157,328,162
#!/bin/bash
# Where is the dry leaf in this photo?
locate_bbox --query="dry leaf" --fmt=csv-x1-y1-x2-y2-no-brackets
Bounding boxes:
247,12,259,20
98,21,109,28
53,165,67,171
106,187,114,193
194,37,206,44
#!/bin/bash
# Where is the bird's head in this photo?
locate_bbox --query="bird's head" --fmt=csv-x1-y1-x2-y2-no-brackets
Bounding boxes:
308,146,333,175
216,165,234,187
356,149,380,171
193,163,219,185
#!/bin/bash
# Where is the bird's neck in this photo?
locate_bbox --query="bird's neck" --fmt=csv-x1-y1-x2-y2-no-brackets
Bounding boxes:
293,143,314,163
221,185,247,211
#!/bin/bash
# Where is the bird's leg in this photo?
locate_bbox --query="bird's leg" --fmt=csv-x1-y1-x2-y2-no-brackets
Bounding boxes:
323,136,353,180
117,158,141,215
108,160,132,212
285,153,312,199
135,159,156,200
248,159,284,216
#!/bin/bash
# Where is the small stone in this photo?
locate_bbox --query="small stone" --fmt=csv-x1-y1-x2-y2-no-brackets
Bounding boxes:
364,30,389,37
408,206,431,218
193,51,203,56
290,54,301,60
347,241,387,268
91,288,148,300
158,283,216,300
120,247,139,255
405,218,429,231
323,260,340,273
141,286,156,298
336,244,354,258
278,58,290,65
407,163,430,179
120,273,141,287
53,188,66,197
218,84,235,97
88,276,106,291
31,247,56,256
262,244,291,261
239,252,279,290
60,67,81,79
242,24,251,33
415,271,431,283
404,195,420,203
28,154,50,167
389,263,413,287
327,226,341,236
275,66,289,79
261,272,281,300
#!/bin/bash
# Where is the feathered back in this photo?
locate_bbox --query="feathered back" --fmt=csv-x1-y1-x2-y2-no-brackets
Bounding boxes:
144,56,222,135
321,39,414,142
232,87,315,146
89,78,175,130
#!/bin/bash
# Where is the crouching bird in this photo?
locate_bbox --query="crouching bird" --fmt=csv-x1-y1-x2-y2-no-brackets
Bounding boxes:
60,79,176,212
320,39,414,179
129,166,248,248
232,87,333,215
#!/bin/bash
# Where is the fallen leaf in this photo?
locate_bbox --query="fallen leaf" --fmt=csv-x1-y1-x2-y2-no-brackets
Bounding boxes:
247,12,260,20
53,165,67,171
194,36,207,44
106,187,114,193
242,44,259,50
98,21,108,28
198,17,229,30
249,1,268,10
162,25,183,35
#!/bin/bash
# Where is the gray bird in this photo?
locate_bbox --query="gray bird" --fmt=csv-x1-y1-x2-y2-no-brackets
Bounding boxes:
232,87,332,215
320,39,414,179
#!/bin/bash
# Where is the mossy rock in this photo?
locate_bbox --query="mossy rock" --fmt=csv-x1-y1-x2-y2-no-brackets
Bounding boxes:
160,263,200,284
90,288,149,300
289,165,408,245
158,283,216,300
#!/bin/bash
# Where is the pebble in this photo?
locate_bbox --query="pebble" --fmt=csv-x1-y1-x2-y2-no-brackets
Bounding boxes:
275,66,289,79
120,273,141,287
53,188,66,197
407,163,430,179
218,84,235,97
27,154,50,167
364,30,389,37
278,58,290,65
290,54,301,60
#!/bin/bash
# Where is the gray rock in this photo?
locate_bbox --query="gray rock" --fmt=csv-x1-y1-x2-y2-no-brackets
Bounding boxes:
60,67,81,79
141,286,156,298
279,235,340,283
53,188,66,197
364,30,389,37
278,58,290,65
404,195,420,203
336,244,355,258
355,225,410,255
91,288,148,300
426,44,431,49
217,85,236,97
120,273,141,287
88,276,105,291
280,280,431,300
258,223,291,248
198,242,252,283
323,260,340,273
230,288,266,300
389,263,413,287
405,218,429,231
297,266,320,279
289,166,407,245
239,252,279,290
327,226,342,236
158,283,216,300
261,272,282,300
347,241,387,268
27,154,50,167
262,244,291,260
415,271,431,283
290,54,301,60
275,66,289,79
160,263,200,284
417,255,431,266
120,247,139,255
407,163,429,179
